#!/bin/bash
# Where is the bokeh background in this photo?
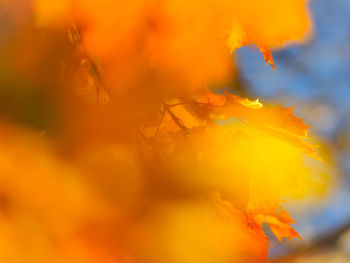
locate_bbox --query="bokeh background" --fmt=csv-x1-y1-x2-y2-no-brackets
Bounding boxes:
235,0,350,261
0,0,348,262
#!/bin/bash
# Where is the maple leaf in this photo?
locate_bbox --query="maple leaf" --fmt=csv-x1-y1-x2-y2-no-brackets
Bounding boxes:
195,91,319,160
33,0,312,91
210,192,300,243
207,192,269,262
253,207,301,242
140,92,323,246
225,0,312,69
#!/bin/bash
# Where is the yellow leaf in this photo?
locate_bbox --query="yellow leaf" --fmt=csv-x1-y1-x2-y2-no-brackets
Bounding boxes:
198,91,319,159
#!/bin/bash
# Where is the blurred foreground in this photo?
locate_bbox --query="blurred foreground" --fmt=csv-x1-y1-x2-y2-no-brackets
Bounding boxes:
0,0,335,262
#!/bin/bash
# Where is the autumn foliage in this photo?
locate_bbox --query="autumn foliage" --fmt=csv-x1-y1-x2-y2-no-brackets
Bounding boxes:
0,0,326,262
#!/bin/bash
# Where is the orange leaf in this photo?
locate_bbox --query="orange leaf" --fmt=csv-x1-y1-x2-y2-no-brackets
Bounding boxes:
253,207,301,242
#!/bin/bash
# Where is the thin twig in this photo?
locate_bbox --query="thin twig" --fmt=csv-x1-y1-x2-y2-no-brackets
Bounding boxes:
163,103,191,134
167,101,207,108
152,108,166,142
